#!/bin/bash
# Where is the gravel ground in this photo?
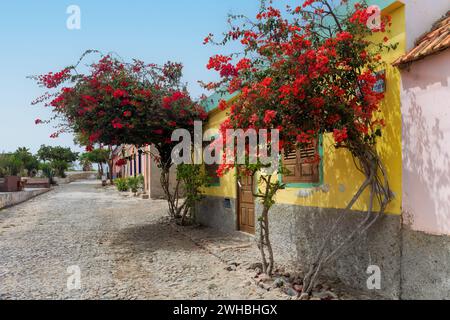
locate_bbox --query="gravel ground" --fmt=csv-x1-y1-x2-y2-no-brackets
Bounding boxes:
0,180,288,300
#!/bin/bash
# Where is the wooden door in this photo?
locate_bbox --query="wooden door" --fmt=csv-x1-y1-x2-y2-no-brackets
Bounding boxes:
237,173,255,234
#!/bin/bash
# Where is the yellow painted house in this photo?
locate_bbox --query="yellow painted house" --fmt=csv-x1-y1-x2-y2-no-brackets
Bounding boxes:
196,0,407,298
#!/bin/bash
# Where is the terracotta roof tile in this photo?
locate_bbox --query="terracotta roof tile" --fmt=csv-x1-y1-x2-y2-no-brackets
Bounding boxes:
393,11,450,66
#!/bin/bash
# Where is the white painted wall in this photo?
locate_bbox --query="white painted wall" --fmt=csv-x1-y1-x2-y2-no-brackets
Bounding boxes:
401,50,450,235
403,0,450,51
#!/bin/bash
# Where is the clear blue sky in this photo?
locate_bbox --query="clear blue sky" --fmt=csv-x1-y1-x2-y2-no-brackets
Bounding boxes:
0,0,289,153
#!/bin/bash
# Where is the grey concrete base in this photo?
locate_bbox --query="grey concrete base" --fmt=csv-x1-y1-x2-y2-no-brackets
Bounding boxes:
0,188,50,210
401,228,450,300
196,198,402,298
196,196,237,234
196,198,450,299
257,203,402,299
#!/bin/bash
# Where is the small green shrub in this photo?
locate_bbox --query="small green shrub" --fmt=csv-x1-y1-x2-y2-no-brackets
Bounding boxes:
39,162,55,184
0,154,23,177
51,160,69,178
115,178,129,192
137,175,145,188
176,164,210,225
127,175,144,193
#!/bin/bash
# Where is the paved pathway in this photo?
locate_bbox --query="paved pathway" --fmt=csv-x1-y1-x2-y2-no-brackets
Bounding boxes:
0,181,286,300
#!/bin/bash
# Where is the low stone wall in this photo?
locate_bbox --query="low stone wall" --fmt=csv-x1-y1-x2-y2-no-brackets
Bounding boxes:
0,188,50,210
54,172,97,185
68,171,97,180
23,178,50,189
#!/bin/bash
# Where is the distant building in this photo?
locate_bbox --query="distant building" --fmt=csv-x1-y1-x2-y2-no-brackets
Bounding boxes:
112,144,177,200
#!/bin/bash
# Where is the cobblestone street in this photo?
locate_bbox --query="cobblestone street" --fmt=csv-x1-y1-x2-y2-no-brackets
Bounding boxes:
0,181,288,300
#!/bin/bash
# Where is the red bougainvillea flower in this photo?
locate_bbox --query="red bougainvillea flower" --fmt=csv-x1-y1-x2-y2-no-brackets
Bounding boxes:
113,89,128,99
333,128,349,144
163,91,189,109
261,77,273,87
89,131,101,143
207,55,231,71
38,68,71,89
297,132,313,144
302,0,317,8
218,99,228,111
115,159,127,167
263,110,277,124
162,96,172,109
207,55,237,78
111,118,124,129
198,109,208,120
236,58,252,71
336,31,353,41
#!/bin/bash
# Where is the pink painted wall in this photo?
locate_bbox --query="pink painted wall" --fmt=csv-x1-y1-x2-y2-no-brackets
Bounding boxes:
401,50,450,235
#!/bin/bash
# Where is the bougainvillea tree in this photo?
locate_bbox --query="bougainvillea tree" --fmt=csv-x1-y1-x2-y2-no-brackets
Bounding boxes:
31,50,207,217
205,0,395,297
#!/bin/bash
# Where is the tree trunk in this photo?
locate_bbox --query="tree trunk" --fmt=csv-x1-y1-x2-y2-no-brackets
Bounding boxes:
156,147,186,221
97,164,103,178
259,206,274,276
300,144,392,299
180,205,191,226
108,146,114,185
160,165,174,216
108,160,113,184
253,174,277,277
